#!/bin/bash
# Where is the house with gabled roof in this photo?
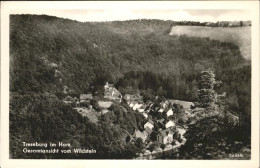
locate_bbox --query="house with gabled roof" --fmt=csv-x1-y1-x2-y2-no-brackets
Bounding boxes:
133,103,143,111
160,101,169,109
157,129,174,144
104,82,114,89
166,108,173,117
176,125,186,139
133,129,148,142
104,82,122,102
158,108,164,113
145,109,151,114
129,101,137,108
142,112,148,119
165,120,175,129
137,104,147,113
138,108,145,113
144,119,154,130
144,126,153,135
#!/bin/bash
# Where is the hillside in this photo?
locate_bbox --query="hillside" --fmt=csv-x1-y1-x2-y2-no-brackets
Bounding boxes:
10,14,251,117
170,25,251,60
10,15,249,96
9,15,251,159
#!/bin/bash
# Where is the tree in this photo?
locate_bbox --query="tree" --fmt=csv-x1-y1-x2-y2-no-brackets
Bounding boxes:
196,69,217,108
150,131,159,141
135,138,144,150
125,136,131,143
160,144,166,151
171,140,177,156
178,115,247,159
148,144,156,154
90,99,101,111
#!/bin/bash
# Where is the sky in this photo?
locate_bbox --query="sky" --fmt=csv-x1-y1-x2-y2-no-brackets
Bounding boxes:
13,9,251,23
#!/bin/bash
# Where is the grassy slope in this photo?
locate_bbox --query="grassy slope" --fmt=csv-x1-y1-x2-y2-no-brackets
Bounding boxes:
170,25,251,60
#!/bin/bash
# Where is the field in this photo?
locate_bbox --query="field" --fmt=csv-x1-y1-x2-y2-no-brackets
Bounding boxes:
170,26,251,60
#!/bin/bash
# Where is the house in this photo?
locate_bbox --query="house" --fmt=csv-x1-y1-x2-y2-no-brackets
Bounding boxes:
129,101,137,108
133,129,148,142
160,101,169,109
124,94,131,101
137,104,147,113
104,82,122,102
138,108,145,113
145,109,151,114
123,94,143,102
144,126,153,135
176,126,186,139
104,82,114,89
148,102,154,108
80,94,93,103
142,113,148,119
165,120,175,128
133,103,143,111
76,100,80,107
166,108,173,117
157,129,174,144
158,108,164,113
144,119,154,130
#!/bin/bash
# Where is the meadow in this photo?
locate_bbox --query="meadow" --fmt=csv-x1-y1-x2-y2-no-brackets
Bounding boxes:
170,26,251,60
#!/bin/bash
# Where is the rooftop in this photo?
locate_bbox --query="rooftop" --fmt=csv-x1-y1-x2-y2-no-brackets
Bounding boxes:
80,94,93,100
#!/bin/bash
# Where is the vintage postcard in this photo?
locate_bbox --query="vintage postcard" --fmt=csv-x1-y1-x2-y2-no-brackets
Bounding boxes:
1,1,259,168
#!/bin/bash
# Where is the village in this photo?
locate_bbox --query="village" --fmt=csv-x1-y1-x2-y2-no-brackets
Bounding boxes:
62,82,194,158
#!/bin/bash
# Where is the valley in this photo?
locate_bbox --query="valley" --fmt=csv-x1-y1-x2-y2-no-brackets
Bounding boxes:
9,15,251,159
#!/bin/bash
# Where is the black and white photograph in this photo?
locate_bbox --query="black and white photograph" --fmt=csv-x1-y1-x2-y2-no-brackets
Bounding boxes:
1,1,259,167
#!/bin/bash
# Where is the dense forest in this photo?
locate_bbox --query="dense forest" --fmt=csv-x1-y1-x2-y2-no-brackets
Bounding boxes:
10,15,251,159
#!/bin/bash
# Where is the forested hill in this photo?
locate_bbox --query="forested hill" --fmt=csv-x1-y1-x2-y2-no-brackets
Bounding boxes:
10,14,250,108
10,14,251,159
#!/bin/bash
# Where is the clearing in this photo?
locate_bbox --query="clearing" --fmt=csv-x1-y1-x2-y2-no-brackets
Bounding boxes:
170,26,251,60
